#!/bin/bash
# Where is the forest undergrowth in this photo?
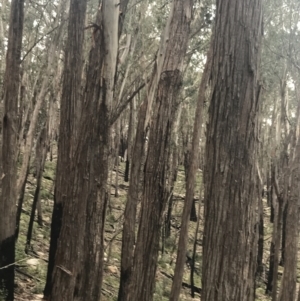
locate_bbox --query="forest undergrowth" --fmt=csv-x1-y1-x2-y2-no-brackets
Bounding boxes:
13,156,292,301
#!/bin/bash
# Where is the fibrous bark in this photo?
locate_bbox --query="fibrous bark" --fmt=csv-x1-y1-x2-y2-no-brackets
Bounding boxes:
202,1,263,300
0,0,24,299
44,0,87,298
123,1,193,300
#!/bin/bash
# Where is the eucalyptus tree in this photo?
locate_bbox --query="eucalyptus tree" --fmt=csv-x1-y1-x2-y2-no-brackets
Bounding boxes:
260,0,300,297
0,0,25,299
119,1,193,300
15,0,66,240
47,0,142,299
202,0,263,300
170,43,212,301
43,0,88,299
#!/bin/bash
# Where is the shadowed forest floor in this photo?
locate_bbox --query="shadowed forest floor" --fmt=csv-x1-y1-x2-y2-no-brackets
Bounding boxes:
13,157,288,301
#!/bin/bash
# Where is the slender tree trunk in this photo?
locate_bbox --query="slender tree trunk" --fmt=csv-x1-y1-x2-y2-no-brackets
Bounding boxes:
0,0,24,299
25,126,48,253
190,185,203,298
43,0,87,298
280,203,287,266
202,0,263,300
266,170,283,301
16,2,65,236
127,2,193,300
124,99,136,182
169,45,212,301
278,94,300,301
118,79,155,301
51,1,120,300
115,119,120,197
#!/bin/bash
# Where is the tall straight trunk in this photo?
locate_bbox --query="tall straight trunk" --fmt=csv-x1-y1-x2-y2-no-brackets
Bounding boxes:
15,0,65,236
278,93,300,301
115,119,121,197
202,0,263,300
50,1,119,300
25,125,48,253
0,0,24,299
126,1,193,301
190,184,203,298
169,45,212,301
43,0,87,299
280,204,287,265
124,98,136,182
164,104,182,239
266,167,282,298
118,90,154,301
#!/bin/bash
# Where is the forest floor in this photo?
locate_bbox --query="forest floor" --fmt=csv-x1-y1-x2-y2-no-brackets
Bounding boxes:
13,157,287,301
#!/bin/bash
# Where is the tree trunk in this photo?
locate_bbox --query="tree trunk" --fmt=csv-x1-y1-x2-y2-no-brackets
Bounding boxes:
115,119,121,197
0,0,24,299
50,1,119,300
280,203,287,266
202,0,263,300
118,96,152,301
124,98,136,182
169,45,212,301
266,169,283,301
16,0,65,235
25,125,48,253
43,0,87,298
278,93,300,301
126,1,193,300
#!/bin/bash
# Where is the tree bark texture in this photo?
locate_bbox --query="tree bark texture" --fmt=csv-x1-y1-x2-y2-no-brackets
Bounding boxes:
126,1,193,301
50,1,119,300
44,0,87,299
0,0,24,299
202,1,263,301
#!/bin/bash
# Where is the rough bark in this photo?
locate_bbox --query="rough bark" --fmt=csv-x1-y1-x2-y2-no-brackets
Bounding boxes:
118,67,157,301
50,1,119,300
202,0,263,300
0,0,24,299
43,0,87,298
125,1,193,300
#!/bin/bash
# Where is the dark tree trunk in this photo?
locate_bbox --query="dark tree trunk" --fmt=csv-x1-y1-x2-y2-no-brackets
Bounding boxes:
124,159,130,182
189,199,197,222
43,0,87,299
202,0,263,300
0,0,24,299
124,99,136,182
118,93,152,301
278,101,300,301
280,202,287,266
15,164,29,239
50,1,120,300
256,196,264,276
25,126,48,253
265,166,283,300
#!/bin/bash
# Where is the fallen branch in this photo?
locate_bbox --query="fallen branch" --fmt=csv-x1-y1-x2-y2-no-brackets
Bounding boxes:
159,270,202,294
